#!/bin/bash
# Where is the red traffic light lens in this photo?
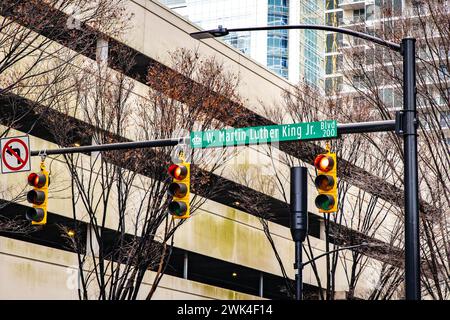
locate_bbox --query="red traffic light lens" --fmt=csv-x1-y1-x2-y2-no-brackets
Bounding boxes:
315,175,335,191
168,164,188,180
168,183,188,197
314,155,334,172
25,207,45,222
315,194,335,211
168,201,188,216
27,173,47,188
27,190,46,205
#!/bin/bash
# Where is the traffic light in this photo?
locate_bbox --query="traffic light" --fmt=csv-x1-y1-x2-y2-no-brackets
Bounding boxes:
168,162,190,219
314,151,337,213
26,162,50,225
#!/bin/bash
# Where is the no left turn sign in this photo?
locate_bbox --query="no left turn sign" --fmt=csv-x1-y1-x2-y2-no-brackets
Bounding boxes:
1,136,31,174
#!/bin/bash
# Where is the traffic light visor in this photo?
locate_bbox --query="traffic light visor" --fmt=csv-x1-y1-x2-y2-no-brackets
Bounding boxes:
26,207,45,222
314,154,334,172
168,201,188,216
168,182,188,197
168,164,188,180
315,175,335,191
315,194,335,211
28,173,47,188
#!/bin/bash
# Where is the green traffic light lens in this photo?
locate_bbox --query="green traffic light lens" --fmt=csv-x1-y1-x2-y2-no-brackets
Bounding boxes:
25,208,45,222
315,194,335,211
168,201,187,216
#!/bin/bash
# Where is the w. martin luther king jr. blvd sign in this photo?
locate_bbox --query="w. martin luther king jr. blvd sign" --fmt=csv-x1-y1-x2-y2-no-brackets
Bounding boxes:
190,120,337,148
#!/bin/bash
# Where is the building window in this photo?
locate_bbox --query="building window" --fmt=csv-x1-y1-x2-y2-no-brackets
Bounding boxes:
412,0,427,15
379,88,393,108
267,0,289,78
440,111,450,128
326,33,343,53
352,75,364,89
326,11,343,27
379,88,403,109
326,54,343,75
326,0,341,10
365,48,375,65
393,0,402,15
439,64,450,80
224,32,251,55
376,0,402,17
420,112,434,130
353,8,365,24
366,4,375,21
325,76,343,94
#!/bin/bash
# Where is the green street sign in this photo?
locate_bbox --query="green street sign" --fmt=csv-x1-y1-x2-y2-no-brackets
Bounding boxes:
190,120,337,148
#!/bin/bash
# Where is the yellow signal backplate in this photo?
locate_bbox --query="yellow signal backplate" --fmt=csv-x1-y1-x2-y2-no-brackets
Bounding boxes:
172,162,190,219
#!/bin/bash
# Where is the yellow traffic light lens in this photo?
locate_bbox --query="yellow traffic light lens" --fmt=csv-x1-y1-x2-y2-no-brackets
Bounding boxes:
168,183,188,197
27,190,46,205
314,155,334,172
25,207,45,222
168,164,188,180
315,195,336,211
315,175,335,191
168,201,188,216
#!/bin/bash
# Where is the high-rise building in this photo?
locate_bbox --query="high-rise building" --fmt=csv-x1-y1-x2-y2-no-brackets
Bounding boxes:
161,0,325,89
324,0,450,141
324,0,401,95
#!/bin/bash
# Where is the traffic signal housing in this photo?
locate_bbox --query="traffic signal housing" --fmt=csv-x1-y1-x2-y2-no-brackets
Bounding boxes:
168,162,190,219
314,151,337,213
26,163,49,225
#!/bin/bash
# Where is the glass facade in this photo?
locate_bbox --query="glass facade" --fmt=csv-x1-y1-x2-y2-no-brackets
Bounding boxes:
325,0,340,10
162,0,324,87
375,0,402,17
267,0,289,78
300,1,323,87
326,10,343,26
323,0,405,95
223,32,252,55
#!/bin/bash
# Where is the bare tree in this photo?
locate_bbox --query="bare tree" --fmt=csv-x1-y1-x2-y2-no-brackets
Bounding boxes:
229,80,406,300
44,48,246,300
340,0,450,299
0,0,128,138
0,0,129,232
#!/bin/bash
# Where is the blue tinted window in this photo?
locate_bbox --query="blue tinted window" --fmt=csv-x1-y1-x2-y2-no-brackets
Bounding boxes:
267,0,289,78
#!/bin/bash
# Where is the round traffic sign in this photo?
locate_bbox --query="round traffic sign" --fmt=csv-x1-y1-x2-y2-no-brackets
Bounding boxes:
2,138,29,171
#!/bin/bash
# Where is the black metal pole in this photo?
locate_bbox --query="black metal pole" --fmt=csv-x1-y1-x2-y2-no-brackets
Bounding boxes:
29,120,400,156
295,241,302,300
192,23,421,301
290,166,308,300
402,37,420,300
191,25,401,52
337,120,395,134
30,137,183,156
